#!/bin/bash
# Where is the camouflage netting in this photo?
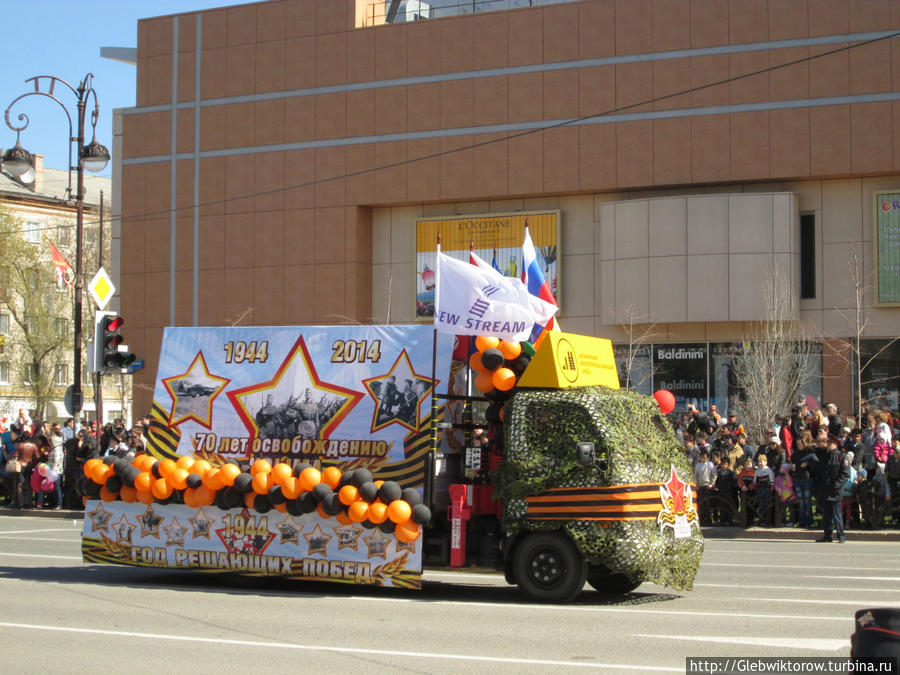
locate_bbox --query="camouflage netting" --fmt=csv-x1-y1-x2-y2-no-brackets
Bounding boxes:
492,386,703,591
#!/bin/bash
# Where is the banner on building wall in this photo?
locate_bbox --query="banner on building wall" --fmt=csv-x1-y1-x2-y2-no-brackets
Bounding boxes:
414,211,559,319
148,325,452,475
875,191,900,305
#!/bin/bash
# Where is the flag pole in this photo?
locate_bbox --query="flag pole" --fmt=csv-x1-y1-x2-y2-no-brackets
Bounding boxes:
426,231,441,510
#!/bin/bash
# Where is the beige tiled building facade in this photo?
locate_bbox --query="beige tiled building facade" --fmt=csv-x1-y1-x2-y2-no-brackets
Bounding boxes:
119,0,900,418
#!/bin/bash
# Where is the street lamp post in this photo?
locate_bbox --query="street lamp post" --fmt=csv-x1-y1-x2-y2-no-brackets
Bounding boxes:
3,74,110,419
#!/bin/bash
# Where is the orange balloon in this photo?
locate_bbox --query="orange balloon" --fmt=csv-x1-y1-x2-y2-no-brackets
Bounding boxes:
281,476,301,500
218,463,242,486
315,503,329,519
92,464,112,485
348,500,369,523
251,458,272,475
158,458,177,478
469,351,488,373
274,502,288,513
194,485,215,506
367,501,388,524
99,486,117,502
137,455,157,472
134,472,152,493
151,477,173,500
321,466,342,489
492,367,517,391
387,500,412,524
169,468,189,491
475,371,495,393
374,480,384,488
191,459,212,477
119,486,137,503
183,489,198,508
175,455,196,471
475,336,500,352
243,492,257,509
298,467,321,492
203,469,224,491
269,463,290,485
83,458,101,478
335,510,352,526
338,484,359,506
395,521,421,542
251,472,270,495
498,340,522,360
136,489,155,504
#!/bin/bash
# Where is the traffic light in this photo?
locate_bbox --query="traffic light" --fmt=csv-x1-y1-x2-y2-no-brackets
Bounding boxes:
92,311,136,374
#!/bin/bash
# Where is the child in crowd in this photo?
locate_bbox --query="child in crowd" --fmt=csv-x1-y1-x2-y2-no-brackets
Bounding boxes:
713,456,738,525
738,457,757,525
841,452,858,527
753,455,775,526
774,463,795,526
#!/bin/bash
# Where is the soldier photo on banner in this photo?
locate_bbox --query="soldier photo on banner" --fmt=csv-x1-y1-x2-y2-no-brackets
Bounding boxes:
252,388,344,440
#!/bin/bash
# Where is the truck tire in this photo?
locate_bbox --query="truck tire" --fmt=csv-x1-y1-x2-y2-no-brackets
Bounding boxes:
513,532,586,603
586,565,642,595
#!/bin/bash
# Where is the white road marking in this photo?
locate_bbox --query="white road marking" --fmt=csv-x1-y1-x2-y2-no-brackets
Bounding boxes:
0,528,81,535
704,562,888,571
0,552,81,560
732,596,900,607
0,622,680,671
813,575,900,582
696,583,900,593
0,537,81,543
633,634,849,652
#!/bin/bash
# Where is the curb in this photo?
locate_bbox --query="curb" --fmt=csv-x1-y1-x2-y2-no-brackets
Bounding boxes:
0,507,84,520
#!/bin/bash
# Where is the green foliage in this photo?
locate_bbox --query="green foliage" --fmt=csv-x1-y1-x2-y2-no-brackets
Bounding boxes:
493,386,703,591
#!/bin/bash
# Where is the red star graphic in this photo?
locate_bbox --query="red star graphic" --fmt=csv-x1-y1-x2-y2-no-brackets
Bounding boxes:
361,349,437,434
664,466,686,516
161,351,230,430
227,334,364,449
214,508,275,556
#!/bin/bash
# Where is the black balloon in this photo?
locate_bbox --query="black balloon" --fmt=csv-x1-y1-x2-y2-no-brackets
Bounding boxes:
222,488,242,509
400,488,422,507
481,348,504,370
185,473,204,489
268,486,286,505
285,499,302,516
311,482,332,503
351,469,373,488
253,494,272,513
102,455,117,467
83,479,101,498
410,503,432,525
293,462,313,478
338,469,355,487
297,492,317,514
510,354,531,375
113,459,130,477
378,481,402,504
105,475,123,493
214,490,229,510
358,481,378,503
485,403,502,425
150,461,162,479
122,467,141,488
232,472,253,494
322,493,343,516
378,521,395,534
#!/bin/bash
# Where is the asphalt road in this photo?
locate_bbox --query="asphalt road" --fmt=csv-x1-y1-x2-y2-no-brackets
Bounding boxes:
0,516,897,673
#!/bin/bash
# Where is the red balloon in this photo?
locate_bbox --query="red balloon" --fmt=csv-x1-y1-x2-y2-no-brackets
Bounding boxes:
653,389,676,414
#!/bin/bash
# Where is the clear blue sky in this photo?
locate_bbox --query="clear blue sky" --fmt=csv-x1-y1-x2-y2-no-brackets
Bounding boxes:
1,0,250,177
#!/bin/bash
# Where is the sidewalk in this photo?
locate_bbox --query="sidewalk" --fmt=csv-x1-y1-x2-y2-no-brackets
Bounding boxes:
3,506,899,540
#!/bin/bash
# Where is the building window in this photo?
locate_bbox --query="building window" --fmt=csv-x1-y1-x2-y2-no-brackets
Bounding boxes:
0,312,8,335
57,226,70,246
23,363,35,384
55,317,69,339
0,362,8,384
24,221,40,244
55,364,68,386
800,213,815,299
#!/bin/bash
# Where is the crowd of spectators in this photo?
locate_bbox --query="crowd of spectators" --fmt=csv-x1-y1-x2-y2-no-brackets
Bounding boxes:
0,411,151,510
676,400,900,531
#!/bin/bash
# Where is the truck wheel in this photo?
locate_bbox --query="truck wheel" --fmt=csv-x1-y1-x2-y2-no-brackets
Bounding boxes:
586,566,642,595
513,532,586,603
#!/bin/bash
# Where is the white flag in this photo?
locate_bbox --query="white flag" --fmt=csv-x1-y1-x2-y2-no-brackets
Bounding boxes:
434,248,557,341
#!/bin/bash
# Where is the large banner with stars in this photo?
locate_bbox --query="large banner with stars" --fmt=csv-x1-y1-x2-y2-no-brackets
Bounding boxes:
82,499,421,587
147,325,452,483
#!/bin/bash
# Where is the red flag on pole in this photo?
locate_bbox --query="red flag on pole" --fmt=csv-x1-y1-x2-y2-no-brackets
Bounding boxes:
48,240,74,290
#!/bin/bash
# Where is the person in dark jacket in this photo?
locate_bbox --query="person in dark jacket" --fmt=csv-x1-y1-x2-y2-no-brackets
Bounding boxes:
791,442,818,528
818,438,851,543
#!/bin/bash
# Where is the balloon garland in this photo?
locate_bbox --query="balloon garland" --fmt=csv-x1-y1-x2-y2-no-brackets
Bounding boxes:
78,455,429,543
469,337,534,421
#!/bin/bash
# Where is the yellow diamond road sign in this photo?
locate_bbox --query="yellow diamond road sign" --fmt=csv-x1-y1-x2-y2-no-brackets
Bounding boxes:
88,267,116,310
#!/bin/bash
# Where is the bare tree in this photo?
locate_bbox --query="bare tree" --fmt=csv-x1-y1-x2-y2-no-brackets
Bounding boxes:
614,305,659,391
836,243,899,423
731,270,818,444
